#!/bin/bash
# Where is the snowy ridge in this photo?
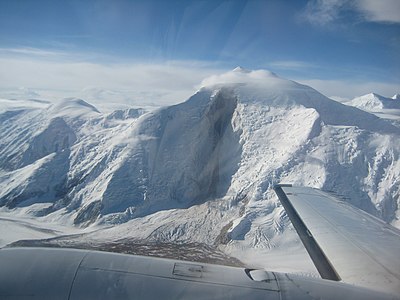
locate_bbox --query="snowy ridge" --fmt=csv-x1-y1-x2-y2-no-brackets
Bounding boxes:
349,93,400,111
0,69,399,272
344,92,400,121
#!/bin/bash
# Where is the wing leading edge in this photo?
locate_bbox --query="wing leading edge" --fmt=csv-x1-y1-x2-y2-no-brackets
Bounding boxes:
274,184,400,296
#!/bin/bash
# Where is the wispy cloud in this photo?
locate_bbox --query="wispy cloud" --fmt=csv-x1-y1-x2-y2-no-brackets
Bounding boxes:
301,0,400,26
269,60,315,70
0,47,227,110
0,47,397,110
297,78,399,100
355,0,400,23
0,47,68,57
301,0,349,26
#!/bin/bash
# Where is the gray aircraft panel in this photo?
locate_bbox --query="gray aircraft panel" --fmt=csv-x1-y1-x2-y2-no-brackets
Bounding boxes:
275,184,400,296
0,247,396,299
70,250,280,299
0,247,87,299
2,184,399,299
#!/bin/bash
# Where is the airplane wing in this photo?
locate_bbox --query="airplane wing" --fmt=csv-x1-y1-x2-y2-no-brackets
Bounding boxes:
0,247,395,299
274,184,400,296
1,185,399,299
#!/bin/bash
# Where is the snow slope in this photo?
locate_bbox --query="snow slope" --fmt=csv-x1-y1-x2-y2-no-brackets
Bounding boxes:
0,69,399,272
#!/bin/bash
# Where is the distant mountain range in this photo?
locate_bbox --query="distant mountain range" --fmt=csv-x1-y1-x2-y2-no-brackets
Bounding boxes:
0,68,399,269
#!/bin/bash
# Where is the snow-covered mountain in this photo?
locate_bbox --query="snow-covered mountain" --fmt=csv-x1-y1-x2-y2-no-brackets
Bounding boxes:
343,92,400,121
1,68,399,270
348,93,400,111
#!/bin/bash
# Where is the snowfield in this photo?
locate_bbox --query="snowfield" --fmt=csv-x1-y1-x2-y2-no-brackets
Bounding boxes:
0,68,399,274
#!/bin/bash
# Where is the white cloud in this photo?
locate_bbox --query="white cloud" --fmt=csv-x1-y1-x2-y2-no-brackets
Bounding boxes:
0,50,226,110
301,0,349,26
0,47,70,58
200,67,279,87
355,0,400,23
269,60,315,70
302,0,400,25
0,47,397,110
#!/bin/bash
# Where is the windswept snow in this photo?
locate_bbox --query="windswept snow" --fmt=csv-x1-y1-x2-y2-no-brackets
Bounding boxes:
0,69,399,274
49,98,101,118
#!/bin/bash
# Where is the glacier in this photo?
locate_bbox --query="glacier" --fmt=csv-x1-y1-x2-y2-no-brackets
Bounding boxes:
0,68,399,272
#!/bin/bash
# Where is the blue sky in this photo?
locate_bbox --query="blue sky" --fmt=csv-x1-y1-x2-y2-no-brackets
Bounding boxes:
0,0,399,106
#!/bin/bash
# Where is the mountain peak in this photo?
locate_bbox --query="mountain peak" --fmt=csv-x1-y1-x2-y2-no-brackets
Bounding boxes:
368,92,383,99
49,98,100,117
232,66,250,73
349,92,400,111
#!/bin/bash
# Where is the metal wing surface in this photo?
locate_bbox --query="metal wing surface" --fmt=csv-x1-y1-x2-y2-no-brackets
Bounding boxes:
274,184,400,296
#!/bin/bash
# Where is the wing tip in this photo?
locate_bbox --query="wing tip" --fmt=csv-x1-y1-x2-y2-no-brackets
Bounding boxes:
274,184,341,282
